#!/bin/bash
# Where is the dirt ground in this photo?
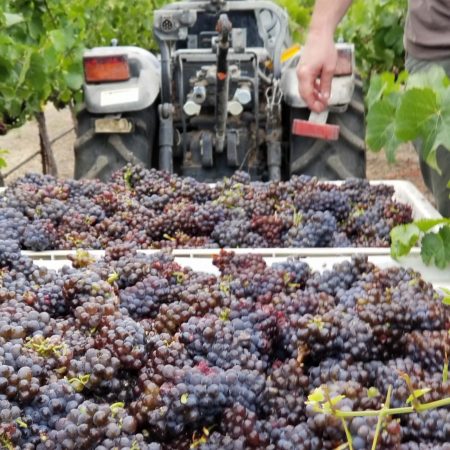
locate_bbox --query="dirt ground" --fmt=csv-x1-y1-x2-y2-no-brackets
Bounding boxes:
0,104,436,207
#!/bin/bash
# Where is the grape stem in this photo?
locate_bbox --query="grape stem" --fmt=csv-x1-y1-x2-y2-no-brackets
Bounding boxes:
333,395,450,418
371,385,392,450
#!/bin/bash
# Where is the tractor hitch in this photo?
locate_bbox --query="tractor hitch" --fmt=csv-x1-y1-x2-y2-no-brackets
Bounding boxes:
292,111,340,141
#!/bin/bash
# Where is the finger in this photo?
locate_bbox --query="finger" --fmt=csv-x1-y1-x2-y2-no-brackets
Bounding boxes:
318,66,335,102
310,88,327,112
297,65,320,110
310,98,328,113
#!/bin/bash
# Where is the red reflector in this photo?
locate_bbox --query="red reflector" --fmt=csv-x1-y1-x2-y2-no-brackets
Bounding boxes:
84,55,130,83
292,119,340,141
335,48,353,76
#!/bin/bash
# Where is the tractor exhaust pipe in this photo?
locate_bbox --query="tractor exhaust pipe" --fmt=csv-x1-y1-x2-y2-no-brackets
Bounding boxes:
215,14,232,153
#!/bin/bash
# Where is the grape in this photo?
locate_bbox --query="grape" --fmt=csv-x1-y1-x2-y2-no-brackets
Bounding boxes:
0,249,445,447
0,207,29,241
0,166,412,250
285,210,337,247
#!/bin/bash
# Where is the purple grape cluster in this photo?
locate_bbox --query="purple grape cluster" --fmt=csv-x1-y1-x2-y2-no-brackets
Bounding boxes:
0,166,413,250
0,243,447,448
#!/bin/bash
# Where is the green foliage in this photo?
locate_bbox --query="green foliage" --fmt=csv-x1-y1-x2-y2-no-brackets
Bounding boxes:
366,66,450,269
0,0,170,131
366,66,450,173
275,0,313,42
390,218,450,269
0,1,85,128
339,0,407,77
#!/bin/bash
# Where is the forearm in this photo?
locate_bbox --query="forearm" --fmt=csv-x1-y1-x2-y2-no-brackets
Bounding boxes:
307,0,353,40
297,0,353,111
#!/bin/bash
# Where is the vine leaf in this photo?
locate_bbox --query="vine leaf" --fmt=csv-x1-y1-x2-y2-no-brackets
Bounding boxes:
4,13,24,28
439,226,450,261
414,218,450,232
406,65,450,94
48,29,75,53
390,223,420,259
395,86,450,173
390,220,450,267
366,95,402,162
421,230,450,269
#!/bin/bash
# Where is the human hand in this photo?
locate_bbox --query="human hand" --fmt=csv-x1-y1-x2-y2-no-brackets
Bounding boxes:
296,35,338,112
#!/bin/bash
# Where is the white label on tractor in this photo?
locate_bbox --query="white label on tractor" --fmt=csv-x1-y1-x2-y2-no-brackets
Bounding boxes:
100,88,139,106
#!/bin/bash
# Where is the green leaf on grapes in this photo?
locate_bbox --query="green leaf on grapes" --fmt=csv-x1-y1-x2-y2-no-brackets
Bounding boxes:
330,395,346,406
421,232,447,269
110,401,124,413
390,223,420,259
107,271,119,284
406,388,431,404
219,307,230,321
15,417,28,428
306,387,324,404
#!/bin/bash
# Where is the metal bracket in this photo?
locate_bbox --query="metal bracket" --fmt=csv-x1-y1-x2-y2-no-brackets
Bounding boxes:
95,117,133,134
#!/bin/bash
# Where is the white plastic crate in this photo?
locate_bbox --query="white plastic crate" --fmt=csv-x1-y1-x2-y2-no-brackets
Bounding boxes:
29,249,450,292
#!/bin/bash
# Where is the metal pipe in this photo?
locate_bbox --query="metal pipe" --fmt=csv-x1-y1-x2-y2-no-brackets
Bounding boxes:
158,104,174,173
176,55,188,157
158,41,172,103
215,13,232,153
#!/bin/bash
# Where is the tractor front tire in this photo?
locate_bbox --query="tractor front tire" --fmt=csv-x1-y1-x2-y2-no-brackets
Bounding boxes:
288,78,366,180
74,106,156,181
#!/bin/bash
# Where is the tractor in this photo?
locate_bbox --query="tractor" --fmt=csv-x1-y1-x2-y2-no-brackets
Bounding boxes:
74,0,366,182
